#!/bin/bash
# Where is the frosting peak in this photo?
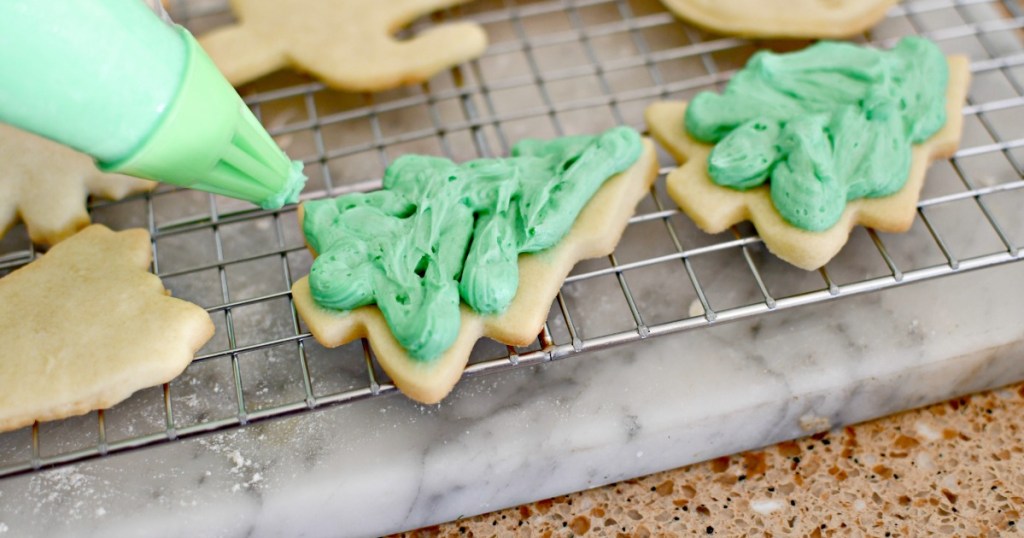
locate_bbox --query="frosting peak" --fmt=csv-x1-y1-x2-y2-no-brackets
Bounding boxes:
303,127,643,360
685,37,949,231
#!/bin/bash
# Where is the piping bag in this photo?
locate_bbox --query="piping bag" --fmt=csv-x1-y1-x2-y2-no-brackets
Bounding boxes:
0,0,306,210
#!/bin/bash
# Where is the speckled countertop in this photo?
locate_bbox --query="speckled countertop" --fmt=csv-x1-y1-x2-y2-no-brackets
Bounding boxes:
407,382,1024,537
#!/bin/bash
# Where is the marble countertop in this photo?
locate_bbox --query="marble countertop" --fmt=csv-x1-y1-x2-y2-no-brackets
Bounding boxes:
0,261,1021,537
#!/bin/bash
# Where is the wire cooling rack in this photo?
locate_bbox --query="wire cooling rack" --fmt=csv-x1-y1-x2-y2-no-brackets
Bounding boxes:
0,0,1022,479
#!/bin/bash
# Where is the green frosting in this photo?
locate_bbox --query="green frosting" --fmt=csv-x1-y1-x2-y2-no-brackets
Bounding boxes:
685,37,949,231
303,127,643,360
257,160,308,210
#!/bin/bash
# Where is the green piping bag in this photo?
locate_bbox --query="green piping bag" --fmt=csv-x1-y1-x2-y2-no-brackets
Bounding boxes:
0,0,306,209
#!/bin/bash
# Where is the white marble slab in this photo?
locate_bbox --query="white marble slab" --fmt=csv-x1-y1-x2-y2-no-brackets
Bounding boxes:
0,261,1022,537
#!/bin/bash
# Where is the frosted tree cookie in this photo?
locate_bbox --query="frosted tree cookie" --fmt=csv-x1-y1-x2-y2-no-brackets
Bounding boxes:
645,38,970,270
292,127,658,403
0,123,156,246
658,0,899,38
0,225,214,432
199,0,488,92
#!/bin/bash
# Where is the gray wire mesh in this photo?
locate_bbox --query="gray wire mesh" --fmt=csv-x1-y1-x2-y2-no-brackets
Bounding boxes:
0,0,1022,478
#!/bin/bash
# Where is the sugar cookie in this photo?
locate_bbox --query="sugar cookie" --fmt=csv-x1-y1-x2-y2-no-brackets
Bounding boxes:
0,225,214,433
0,123,155,246
658,0,899,38
199,0,488,92
292,130,658,403
646,40,970,270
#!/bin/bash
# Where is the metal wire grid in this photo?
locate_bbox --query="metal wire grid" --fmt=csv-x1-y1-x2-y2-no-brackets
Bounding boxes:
0,0,1023,479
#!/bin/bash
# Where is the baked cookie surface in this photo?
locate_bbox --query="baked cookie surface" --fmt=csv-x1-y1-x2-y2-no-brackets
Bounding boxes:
0,123,155,246
199,0,488,92
658,0,899,38
292,134,659,404
0,225,214,433
646,42,970,270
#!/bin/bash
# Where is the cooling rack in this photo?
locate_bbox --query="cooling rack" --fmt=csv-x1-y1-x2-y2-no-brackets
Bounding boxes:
0,0,1022,479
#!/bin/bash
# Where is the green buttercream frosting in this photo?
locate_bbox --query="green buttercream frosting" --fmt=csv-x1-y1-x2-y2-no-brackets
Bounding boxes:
685,37,949,231
303,126,643,361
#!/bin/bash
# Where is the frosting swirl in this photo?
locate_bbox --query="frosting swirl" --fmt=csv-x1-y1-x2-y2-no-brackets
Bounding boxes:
303,127,643,360
685,37,949,231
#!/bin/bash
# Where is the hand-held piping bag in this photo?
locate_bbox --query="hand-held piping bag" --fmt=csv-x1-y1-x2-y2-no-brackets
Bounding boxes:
684,37,948,231
302,127,644,361
0,0,305,209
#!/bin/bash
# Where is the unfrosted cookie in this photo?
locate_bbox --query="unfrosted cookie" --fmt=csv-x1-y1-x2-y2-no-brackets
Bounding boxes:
659,0,899,38
0,225,214,433
292,130,659,404
0,123,156,246
199,0,488,92
646,40,970,270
